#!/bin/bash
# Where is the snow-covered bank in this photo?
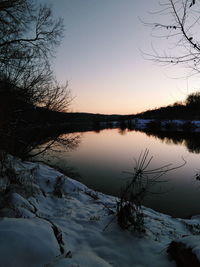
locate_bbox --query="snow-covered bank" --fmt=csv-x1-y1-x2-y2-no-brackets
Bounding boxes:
1,157,200,266
133,119,200,132
101,118,200,132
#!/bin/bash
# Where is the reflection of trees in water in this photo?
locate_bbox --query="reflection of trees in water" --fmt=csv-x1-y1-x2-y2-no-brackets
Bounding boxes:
118,128,127,135
32,132,82,181
144,130,200,154
30,132,81,158
0,121,81,159
184,139,200,154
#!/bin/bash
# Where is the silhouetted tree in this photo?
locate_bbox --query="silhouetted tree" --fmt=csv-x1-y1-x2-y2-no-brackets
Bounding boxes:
147,0,200,74
185,91,200,108
0,0,73,157
0,0,70,112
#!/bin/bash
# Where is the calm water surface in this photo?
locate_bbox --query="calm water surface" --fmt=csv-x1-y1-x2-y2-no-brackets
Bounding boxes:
45,129,200,218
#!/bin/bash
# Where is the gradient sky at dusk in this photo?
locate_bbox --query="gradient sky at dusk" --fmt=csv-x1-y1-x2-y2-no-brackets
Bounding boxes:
44,0,200,114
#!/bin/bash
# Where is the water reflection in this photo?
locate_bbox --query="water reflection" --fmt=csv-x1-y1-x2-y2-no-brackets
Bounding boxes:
40,128,200,218
32,132,81,158
118,128,127,135
142,130,200,154
0,117,81,159
94,124,200,154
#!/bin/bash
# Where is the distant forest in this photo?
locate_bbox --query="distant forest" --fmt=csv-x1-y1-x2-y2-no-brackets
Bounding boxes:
136,92,200,120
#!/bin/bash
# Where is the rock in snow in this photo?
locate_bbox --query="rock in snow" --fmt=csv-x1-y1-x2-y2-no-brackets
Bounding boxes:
0,156,200,266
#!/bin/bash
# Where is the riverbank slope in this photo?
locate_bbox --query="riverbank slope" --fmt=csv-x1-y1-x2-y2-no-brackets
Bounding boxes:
0,156,200,266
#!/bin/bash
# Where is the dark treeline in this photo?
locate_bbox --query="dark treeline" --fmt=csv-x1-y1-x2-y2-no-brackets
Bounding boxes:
0,99,135,158
135,92,200,120
19,107,134,128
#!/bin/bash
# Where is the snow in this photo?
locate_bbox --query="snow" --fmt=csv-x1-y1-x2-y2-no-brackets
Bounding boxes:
0,157,200,266
0,218,59,267
133,119,152,129
133,118,200,132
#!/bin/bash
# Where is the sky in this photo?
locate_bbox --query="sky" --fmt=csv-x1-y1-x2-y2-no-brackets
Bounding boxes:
43,0,200,114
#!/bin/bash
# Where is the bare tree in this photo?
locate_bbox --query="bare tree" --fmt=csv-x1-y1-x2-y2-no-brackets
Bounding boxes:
0,0,63,62
145,0,200,75
0,0,70,112
0,0,75,158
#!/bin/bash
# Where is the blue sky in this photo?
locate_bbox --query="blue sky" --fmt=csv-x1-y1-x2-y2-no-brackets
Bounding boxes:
43,0,199,114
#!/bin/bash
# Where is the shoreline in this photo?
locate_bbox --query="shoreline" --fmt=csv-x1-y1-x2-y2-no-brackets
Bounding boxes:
0,156,200,266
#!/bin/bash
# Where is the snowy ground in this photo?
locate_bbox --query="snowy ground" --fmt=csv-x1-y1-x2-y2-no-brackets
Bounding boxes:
102,119,200,132
133,119,200,131
1,157,200,266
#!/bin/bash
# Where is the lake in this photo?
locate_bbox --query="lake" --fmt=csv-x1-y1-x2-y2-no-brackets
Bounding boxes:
42,128,200,218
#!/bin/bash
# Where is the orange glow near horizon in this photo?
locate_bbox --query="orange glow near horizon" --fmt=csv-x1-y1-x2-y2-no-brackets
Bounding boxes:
46,0,200,115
